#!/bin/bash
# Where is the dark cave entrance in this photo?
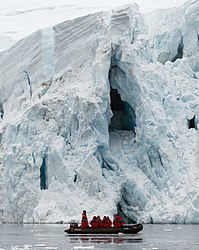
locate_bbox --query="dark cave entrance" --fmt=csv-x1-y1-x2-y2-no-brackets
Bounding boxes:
188,116,197,130
40,156,48,190
171,37,184,62
109,87,136,133
0,103,4,119
116,202,136,224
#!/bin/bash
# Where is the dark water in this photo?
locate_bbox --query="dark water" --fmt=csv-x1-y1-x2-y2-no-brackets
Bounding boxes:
0,224,199,250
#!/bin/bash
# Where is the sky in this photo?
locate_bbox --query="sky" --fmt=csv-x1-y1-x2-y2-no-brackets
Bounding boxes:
0,0,188,42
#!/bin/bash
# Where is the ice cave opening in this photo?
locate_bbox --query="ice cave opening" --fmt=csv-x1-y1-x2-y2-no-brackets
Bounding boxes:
108,82,137,224
171,37,184,62
0,103,4,119
109,87,136,133
40,156,48,190
188,115,197,130
116,200,137,224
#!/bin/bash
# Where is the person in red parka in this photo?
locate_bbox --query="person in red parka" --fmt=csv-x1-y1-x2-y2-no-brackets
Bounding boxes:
102,216,109,228
97,216,102,227
113,215,124,228
90,216,100,228
81,210,89,228
107,216,112,227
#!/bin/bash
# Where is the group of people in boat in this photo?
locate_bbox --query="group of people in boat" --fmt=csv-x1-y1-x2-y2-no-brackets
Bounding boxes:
81,210,124,228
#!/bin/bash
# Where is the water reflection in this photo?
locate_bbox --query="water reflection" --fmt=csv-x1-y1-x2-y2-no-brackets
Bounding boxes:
69,236,143,244
1,224,199,250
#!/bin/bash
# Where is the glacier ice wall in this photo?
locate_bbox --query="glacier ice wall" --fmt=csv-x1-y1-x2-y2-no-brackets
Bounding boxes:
0,1,198,223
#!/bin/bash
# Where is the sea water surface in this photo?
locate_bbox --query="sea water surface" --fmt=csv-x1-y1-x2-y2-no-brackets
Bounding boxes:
0,224,199,250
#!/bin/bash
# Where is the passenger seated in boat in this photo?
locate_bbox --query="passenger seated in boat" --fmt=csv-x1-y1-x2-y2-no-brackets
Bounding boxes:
107,216,112,227
113,215,124,228
90,216,100,228
97,215,102,227
102,216,110,228
81,210,89,228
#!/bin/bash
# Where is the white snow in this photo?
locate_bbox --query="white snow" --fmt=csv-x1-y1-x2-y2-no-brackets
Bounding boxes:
0,0,188,49
0,1,198,224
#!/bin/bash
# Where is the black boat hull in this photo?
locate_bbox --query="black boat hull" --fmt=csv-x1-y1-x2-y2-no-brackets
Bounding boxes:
65,223,143,234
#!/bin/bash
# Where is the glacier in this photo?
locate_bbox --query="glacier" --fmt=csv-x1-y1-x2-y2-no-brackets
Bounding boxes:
0,0,198,224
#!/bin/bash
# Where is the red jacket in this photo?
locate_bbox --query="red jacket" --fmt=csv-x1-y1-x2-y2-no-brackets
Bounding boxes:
113,216,124,228
107,217,112,227
90,216,100,228
81,213,89,228
97,217,102,227
102,216,109,228
81,220,88,228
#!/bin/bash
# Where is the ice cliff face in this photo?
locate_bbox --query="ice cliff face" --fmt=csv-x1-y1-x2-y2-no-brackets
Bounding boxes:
0,1,198,223
0,34,16,53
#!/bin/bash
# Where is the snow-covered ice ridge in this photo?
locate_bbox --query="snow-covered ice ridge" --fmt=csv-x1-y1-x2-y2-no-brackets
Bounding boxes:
0,1,198,224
